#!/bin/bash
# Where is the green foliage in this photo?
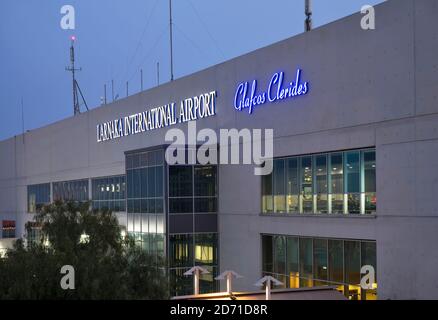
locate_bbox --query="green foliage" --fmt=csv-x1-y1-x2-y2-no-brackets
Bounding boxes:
0,200,169,300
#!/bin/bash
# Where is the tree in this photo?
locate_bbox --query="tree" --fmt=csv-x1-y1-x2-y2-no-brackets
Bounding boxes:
0,200,169,300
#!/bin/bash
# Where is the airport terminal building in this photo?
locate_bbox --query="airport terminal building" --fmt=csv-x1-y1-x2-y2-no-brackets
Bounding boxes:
1,0,438,299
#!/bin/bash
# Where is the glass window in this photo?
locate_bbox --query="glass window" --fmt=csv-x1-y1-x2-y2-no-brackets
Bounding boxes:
149,214,157,234
147,167,156,198
345,151,361,212
169,234,194,267
170,268,194,297
155,199,164,214
363,150,376,214
299,237,313,287
315,155,328,213
26,222,42,245
198,265,218,294
195,233,217,266
348,193,361,214
301,157,313,213
126,154,133,170
361,241,377,300
194,198,217,213
361,241,376,277
148,151,156,166
109,178,115,201
262,149,376,215
140,168,148,198
262,235,377,300
345,151,360,193
27,183,51,213
262,235,273,273
156,166,163,197
53,180,88,202
94,180,100,201
286,237,299,288
330,153,343,194
140,152,148,167
169,198,193,214
262,172,273,213
315,155,328,193
328,239,344,284
363,150,376,193
313,239,328,285
92,175,126,212
140,199,148,214
127,170,133,199
155,149,164,165
273,236,286,276
194,166,216,197
133,169,141,198
169,164,216,214
330,153,343,214
148,198,156,214
132,153,140,169
156,215,164,234
169,166,193,197
286,158,299,213
2,220,16,238
127,200,134,213
273,159,286,213
344,240,361,284
133,199,141,213
126,150,165,255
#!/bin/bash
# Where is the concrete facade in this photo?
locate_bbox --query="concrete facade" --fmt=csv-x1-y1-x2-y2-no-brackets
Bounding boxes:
1,0,438,299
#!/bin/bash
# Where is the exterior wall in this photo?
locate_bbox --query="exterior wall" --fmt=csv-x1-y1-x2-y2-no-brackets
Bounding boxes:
0,0,437,299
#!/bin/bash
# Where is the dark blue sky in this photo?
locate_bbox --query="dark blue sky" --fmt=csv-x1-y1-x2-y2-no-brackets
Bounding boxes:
0,0,383,141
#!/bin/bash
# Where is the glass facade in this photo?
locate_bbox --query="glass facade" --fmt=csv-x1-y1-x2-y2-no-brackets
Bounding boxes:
2,220,16,238
92,175,126,212
168,163,218,296
26,222,42,245
262,234,377,300
262,148,376,215
169,233,218,296
27,183,50,213
126,149,165,259
53,179,88,202
169,165,217,214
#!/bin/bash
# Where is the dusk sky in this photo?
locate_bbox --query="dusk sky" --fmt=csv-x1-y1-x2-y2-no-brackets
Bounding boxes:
0,0,383,141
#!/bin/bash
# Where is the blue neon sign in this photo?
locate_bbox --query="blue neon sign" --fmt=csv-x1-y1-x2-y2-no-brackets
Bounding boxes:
234,68,309,114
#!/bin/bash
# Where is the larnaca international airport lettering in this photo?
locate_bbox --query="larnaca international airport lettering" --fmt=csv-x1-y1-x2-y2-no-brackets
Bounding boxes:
97,91,217,143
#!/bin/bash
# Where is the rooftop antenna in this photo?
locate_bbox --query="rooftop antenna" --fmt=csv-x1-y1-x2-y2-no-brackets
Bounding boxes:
66,36,88,115
304,0,312,32
21,97,25,135
157,62,160,86
140,69,143,91
305,0,312,32
21,97,25,144
169,0,174,81
111,79,114,102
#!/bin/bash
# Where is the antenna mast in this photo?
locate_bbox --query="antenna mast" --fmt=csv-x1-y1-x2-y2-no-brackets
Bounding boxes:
305,0,312,32
66,36,88,115
169,0,174,81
